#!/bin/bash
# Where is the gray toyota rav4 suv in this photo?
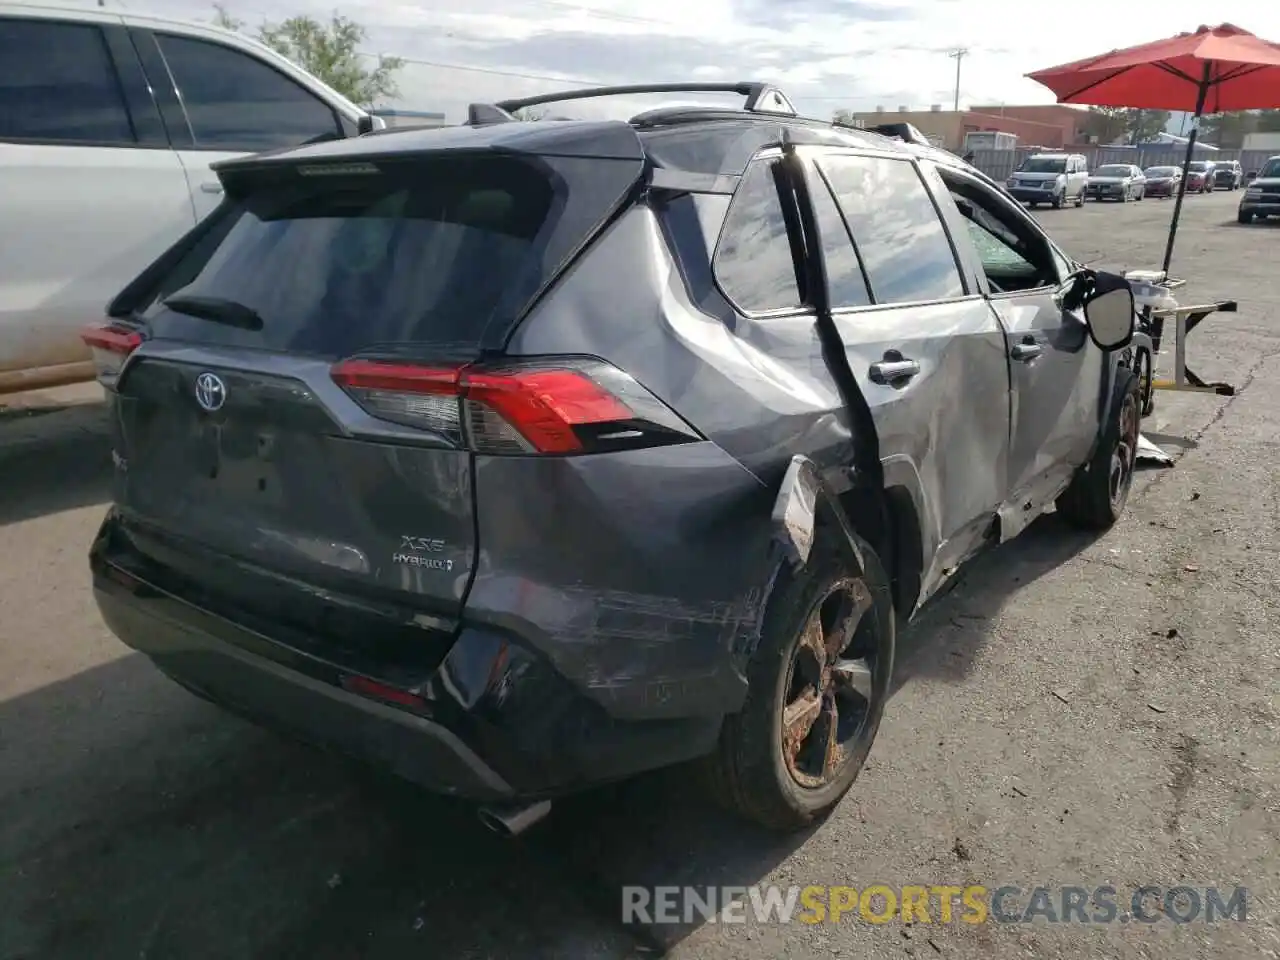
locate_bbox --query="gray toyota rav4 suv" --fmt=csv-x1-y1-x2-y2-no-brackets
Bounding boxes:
84,83,1139,833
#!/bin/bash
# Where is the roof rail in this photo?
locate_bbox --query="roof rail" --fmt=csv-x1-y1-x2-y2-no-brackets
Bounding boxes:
465,82,797,127
867,121,933,148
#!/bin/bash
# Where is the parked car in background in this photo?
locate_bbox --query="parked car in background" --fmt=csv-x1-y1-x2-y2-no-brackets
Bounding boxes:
0,2,380,395
1005,153,1089,209
1238,155,1280,223
1213,159,1243,190
1086,163,1145,202
1143,166,1182,198
1184,160,1215,193
83,84,1141,834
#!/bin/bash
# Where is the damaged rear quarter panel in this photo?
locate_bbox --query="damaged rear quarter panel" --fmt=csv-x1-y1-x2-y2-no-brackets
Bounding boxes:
486,200,860,720
466,442,777,720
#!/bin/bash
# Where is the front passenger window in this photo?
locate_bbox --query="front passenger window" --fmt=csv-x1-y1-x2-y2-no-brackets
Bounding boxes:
939,170,1060,294
0,18,135,145
155,34,342,151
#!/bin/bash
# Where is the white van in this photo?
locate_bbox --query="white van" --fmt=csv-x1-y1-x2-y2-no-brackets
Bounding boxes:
0,3,381,394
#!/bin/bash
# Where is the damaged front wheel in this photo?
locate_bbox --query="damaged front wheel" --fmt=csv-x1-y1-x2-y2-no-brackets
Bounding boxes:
705,537,895,832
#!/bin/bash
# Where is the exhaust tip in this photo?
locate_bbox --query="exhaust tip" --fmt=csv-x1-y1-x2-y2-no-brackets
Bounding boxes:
477,799,552,838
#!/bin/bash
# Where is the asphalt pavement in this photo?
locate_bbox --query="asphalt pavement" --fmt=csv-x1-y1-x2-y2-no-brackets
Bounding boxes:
1,190,1277,959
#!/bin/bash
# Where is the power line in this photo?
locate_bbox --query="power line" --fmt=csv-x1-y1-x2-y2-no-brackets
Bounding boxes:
362,52,598,86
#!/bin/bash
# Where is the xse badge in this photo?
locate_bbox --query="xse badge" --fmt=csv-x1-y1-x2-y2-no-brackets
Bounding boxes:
393,535,453,571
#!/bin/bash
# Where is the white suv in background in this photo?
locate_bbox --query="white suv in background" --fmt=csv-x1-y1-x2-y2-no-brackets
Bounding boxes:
1005,153,1089,209
0,2,381,394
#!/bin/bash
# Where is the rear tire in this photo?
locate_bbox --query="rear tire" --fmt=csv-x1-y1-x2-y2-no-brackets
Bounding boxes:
1239,211,1253,224
1075,190,1085,208
1056,368,1140,531
705,536,895,832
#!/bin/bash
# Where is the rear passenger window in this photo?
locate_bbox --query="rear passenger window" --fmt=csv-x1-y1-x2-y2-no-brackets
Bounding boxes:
810,173,871,309
156,34,341,151
714,159,803,314
0,18,134,145
820,155,965,305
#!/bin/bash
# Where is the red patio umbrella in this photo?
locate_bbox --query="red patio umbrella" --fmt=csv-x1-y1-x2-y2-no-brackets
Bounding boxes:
1027,24,1280,272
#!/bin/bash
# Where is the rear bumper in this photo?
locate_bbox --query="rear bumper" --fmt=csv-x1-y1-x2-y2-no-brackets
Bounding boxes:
91,512,725,801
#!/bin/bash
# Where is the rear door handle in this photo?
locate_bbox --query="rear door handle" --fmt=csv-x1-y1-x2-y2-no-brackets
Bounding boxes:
868,358,921,385
199,182,224,194
1011,341,1042,362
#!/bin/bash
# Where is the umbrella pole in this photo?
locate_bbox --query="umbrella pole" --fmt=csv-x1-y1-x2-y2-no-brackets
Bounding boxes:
1161,69,1211,275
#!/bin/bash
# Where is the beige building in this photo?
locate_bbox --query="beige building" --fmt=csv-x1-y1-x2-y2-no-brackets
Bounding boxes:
848,104,1089,151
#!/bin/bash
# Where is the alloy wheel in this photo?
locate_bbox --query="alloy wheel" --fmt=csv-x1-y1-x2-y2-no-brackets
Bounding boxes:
1109,392,1140,512
780,578,879,789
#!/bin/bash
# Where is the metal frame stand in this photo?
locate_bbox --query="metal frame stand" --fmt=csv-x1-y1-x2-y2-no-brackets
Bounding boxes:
1130,274,1239,400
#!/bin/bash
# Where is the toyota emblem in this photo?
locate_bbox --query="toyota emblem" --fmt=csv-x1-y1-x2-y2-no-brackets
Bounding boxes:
194,372,227,412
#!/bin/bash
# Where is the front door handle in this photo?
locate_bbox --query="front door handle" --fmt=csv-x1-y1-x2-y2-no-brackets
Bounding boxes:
1011,340,1042,362
199,182,224,194
868,357,921,385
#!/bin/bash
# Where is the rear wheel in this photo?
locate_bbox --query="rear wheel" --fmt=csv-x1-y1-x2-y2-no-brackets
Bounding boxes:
1239,210,1254,224
1056,368,1141,530
1075,189,1085,208
706,538,894,832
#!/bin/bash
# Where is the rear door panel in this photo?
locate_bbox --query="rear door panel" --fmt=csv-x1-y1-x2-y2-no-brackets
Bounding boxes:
809,150,1012,600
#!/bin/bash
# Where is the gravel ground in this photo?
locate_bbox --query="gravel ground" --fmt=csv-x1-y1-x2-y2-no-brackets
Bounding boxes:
1,190,1276,960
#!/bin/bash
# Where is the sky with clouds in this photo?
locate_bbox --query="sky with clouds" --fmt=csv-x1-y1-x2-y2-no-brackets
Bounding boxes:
72,0,1280,122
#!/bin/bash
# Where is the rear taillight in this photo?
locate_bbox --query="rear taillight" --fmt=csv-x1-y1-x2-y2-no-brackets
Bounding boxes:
81,323,144,387
330,357,700,455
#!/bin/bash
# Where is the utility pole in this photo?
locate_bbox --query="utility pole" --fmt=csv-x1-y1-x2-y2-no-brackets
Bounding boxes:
948,48,968,113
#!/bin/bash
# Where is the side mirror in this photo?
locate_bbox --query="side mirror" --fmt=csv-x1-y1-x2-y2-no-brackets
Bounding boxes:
1081,271,1135,351
356,114,375,136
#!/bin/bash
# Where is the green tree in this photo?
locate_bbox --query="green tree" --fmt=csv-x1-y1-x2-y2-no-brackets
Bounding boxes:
1082,106,1128,144
1199,111,1256,148
212,5,403,107
1082,106,1169,145
1124,108,1170,145
1256,109,1280,133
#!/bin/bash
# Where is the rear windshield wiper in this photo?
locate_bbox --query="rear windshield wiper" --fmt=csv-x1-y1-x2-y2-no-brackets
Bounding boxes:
161,294,264,331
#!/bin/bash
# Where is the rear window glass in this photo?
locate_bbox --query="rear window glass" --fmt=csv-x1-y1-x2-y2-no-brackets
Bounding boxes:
143,154,635,357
